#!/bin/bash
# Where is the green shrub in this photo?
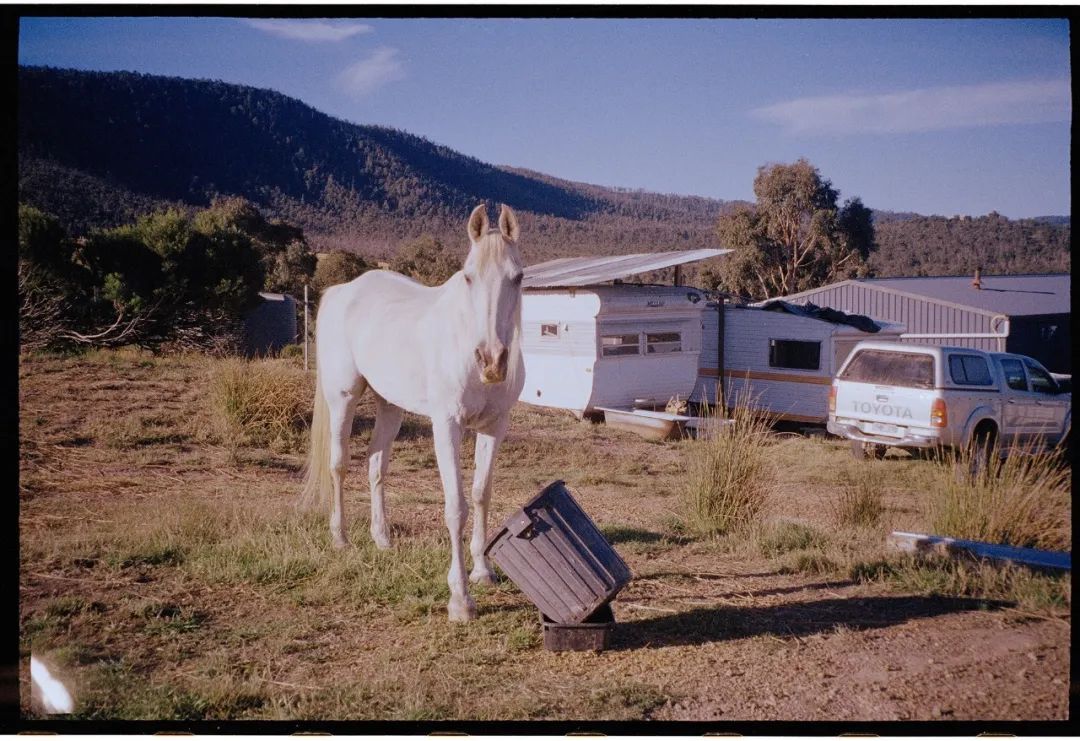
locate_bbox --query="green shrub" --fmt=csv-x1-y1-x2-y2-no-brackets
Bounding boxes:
312,251,370,294
279,343,304,360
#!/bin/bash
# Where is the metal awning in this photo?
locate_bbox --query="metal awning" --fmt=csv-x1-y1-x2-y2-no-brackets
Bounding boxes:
522,248,730,289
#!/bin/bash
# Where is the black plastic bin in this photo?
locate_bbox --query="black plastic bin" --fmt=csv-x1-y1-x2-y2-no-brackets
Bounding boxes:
484,480,632,625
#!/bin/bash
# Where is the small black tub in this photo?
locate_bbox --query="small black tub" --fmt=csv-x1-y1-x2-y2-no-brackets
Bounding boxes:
541,603,614,652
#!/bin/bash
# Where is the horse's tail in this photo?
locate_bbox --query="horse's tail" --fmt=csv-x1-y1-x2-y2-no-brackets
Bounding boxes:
298,372,333,512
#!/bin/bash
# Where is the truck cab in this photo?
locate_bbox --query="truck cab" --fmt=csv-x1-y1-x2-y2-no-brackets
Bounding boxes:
827,341,1071,459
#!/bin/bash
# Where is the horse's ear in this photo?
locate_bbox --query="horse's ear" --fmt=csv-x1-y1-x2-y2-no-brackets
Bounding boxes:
498,204,520,243
467,204,488,242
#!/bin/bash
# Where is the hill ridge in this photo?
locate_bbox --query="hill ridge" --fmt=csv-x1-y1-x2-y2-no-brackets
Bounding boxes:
17,65,1070,275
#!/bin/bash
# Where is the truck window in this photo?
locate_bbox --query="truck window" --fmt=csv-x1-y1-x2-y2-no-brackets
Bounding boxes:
998,358,1027,391
839,349,934,389
1023,360,1058,394
948,354,993,386
769,339,820,370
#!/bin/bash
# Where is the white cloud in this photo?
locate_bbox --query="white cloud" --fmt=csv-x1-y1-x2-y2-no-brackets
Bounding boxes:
337,48,406,97
245,19,372,42
751,79,1072,136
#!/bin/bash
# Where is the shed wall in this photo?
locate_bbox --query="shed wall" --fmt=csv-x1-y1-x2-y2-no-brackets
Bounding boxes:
1005,314,1071,373
783,284,1003,353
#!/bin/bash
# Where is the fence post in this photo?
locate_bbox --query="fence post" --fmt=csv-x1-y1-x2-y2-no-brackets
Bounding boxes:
303,284,309,372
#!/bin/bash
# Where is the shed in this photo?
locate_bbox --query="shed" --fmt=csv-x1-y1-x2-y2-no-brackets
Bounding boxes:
243,292,297,356
692,303,904,424
764,273,1071,373
520,250,728,415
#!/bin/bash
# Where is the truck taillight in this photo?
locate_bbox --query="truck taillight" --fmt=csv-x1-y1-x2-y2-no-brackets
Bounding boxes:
828,385,837,414
931,398,947,428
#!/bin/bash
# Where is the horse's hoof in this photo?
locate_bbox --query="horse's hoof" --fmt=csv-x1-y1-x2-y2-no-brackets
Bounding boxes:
447,596,477,622
332,537,350,550
371,532,392,550
469,569,497,587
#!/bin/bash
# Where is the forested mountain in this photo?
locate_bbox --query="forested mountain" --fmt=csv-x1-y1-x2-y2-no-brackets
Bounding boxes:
18,66,1070,275
870,212,1071,277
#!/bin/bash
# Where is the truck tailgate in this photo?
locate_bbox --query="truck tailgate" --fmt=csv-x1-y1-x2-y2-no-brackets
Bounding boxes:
836,382,936,436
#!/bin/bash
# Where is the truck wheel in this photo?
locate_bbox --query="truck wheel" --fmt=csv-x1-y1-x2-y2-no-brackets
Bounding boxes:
969,427,997,479
851,441,886,460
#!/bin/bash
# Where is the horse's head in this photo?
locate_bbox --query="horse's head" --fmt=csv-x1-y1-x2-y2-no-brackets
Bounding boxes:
462,203,523,385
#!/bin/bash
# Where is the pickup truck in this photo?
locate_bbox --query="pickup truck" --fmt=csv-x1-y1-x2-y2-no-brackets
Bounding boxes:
827,341,1071,461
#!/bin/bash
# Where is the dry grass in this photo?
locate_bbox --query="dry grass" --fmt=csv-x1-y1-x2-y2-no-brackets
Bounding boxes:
208,358,315,451
680,397,775,537
17,349,1072,721
927,443,1071,551
831,464,885,528
850,554,1071,613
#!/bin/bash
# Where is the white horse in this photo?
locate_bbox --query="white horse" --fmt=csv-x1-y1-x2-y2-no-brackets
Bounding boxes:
300,204,525,622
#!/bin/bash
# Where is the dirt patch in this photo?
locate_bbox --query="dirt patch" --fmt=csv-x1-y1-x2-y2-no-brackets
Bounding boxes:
19,351,1070,721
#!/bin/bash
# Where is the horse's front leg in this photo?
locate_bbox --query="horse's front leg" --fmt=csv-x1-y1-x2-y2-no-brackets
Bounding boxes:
432,417,475,622
469,417,508,586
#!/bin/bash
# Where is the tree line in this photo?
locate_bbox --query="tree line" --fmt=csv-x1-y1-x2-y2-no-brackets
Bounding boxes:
695,160,1069,302
17,66,1069,308
18,197,462,353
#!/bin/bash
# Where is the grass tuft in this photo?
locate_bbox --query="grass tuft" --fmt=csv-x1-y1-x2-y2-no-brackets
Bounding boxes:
832,464,885,528
208,358,314,450
850,553,1071,612
927,442,1071,551
680,396,774,537
757,520,829,557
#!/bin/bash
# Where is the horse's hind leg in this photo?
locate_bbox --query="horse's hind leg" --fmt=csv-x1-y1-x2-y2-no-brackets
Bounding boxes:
368,395,404,549
327,376,367,549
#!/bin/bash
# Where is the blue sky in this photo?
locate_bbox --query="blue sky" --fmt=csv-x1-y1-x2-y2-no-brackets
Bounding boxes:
18,16,1072,218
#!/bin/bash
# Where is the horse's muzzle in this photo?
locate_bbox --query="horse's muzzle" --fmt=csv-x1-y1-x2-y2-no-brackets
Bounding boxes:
476,347,509,384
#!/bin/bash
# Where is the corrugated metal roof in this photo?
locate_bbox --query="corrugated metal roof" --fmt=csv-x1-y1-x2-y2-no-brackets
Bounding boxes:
523,249,730,288
861,274,1070,317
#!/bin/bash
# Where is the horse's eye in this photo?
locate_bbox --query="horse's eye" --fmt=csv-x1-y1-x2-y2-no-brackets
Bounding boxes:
464,274,473,286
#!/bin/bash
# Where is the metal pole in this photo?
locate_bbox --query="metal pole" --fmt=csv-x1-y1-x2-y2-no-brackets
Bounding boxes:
716,299,725,413
303,284,309,372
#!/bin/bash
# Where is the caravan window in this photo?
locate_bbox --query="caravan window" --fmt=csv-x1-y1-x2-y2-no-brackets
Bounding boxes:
601,333,641,357
769,339,821,371
540,323,559,338
646,332,682,354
